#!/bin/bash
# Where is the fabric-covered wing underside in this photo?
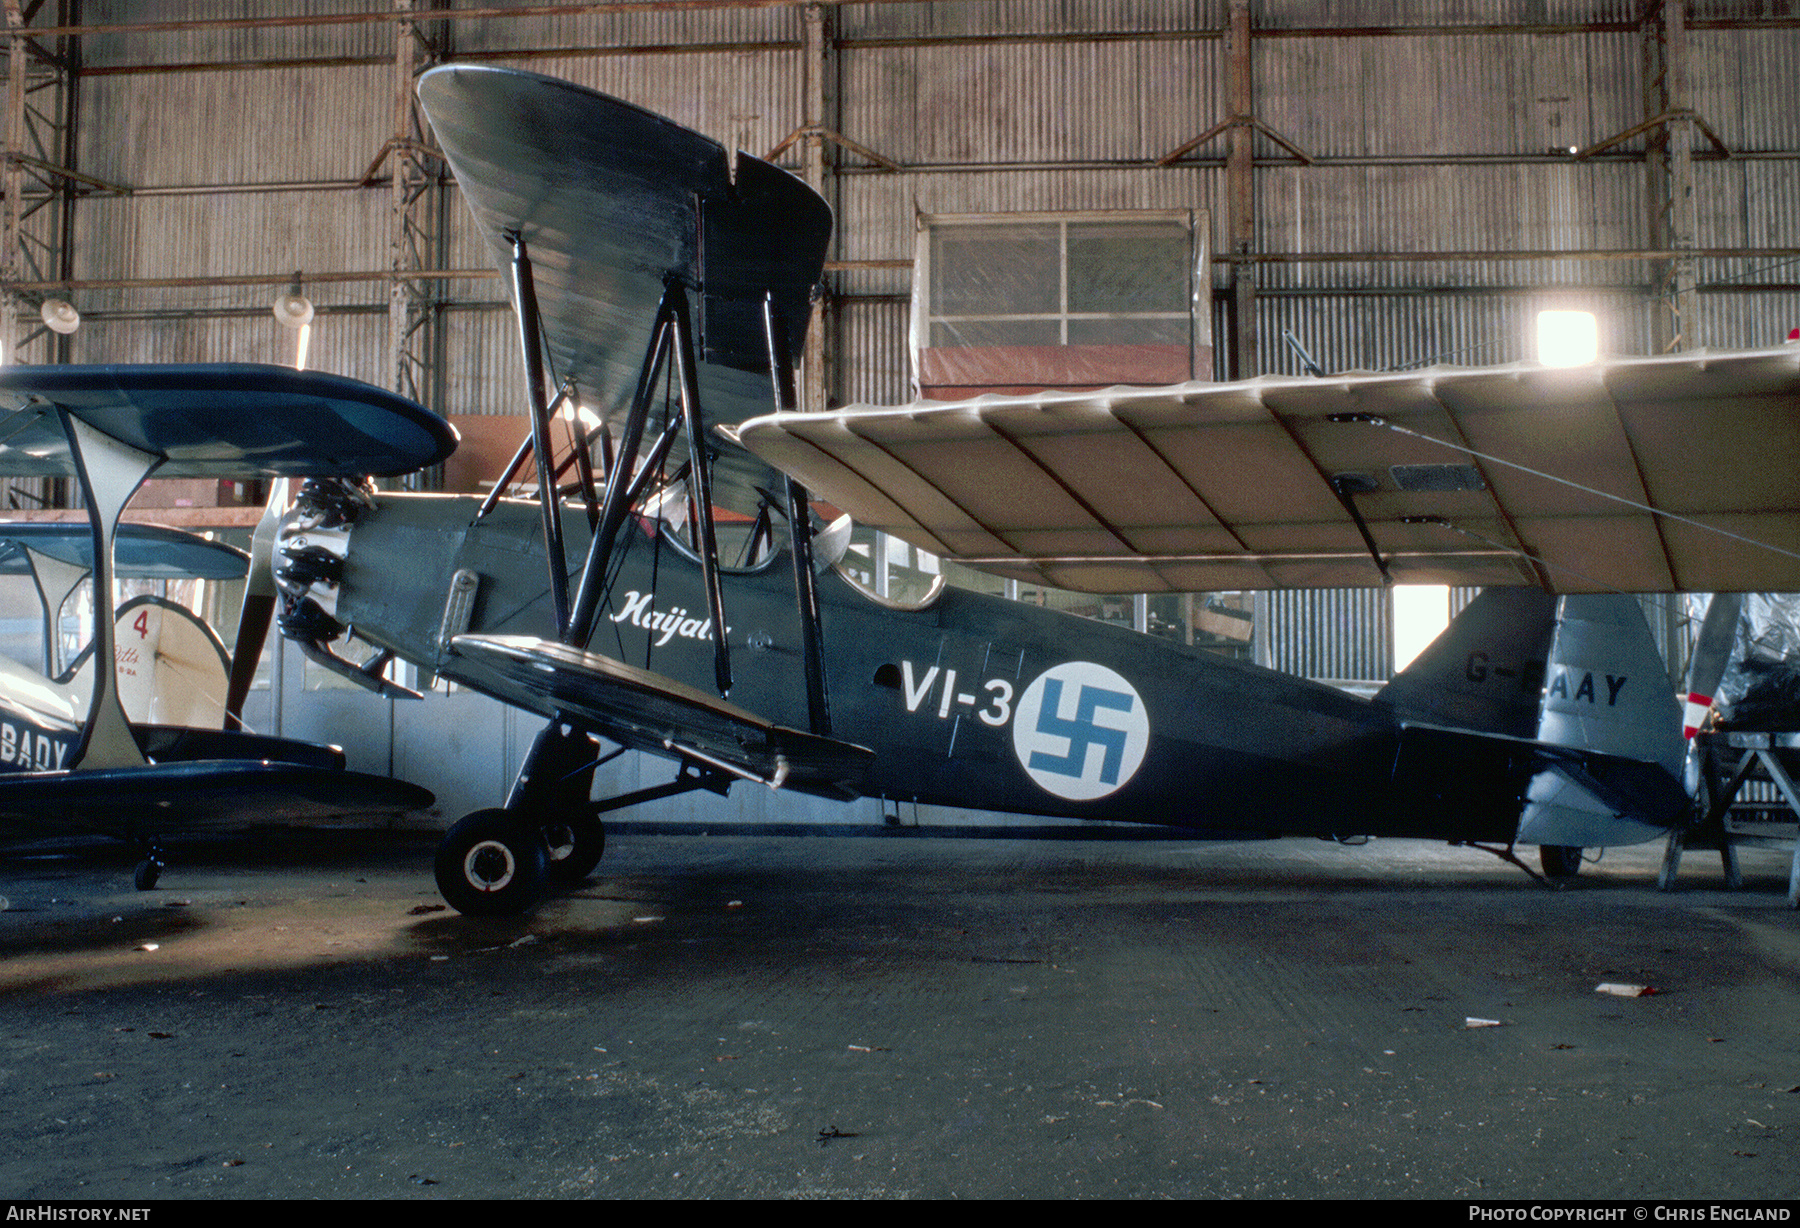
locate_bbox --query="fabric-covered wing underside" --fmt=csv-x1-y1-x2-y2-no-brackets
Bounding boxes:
738,346,1800,594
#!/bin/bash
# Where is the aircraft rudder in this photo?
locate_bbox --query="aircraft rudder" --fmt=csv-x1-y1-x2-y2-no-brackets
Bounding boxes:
1522,594,1687,847
1374,587,1558,738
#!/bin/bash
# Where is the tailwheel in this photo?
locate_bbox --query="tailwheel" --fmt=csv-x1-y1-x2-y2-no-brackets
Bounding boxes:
133,855,163,891
435,808,547,916
1539,845,1585,879
542,814,605,886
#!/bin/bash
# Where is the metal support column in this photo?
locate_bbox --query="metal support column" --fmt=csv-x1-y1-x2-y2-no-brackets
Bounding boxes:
385,0,449,448
799,2,832,413
1,2,86,517
1,2,27,366
1,0,79,367
1642,0,1700,352
1224,0,1257,379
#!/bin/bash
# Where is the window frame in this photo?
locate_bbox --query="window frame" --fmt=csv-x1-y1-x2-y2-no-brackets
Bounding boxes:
910,209,1212,395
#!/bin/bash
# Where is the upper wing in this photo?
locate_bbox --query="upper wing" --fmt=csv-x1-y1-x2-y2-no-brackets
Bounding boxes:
417,65,833,512
0,364,457,479
737,347,1800,594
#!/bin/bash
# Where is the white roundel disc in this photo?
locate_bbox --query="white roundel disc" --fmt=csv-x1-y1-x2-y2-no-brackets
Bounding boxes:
1011,661,1149,801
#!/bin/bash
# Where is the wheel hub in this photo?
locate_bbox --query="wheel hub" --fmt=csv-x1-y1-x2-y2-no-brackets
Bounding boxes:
544,824,575,862
464,839,517,892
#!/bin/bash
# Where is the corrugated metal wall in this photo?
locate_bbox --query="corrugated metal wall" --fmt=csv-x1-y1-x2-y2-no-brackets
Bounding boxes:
25,1,1800,691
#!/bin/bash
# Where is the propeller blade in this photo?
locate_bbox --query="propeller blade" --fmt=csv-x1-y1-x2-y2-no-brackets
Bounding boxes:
225,478,289,727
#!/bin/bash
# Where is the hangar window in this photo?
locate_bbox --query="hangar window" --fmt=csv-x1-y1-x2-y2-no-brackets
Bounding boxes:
912,211,1211,399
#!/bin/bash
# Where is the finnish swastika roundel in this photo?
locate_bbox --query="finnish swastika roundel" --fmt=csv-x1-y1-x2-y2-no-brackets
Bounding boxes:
1011,661,1149,801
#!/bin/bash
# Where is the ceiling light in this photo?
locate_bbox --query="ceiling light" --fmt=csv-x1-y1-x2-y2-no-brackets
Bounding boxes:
1537,310,1598,367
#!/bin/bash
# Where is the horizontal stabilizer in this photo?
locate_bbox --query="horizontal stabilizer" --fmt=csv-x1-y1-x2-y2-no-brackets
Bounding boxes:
1515,758,1683,847
448,634,873,799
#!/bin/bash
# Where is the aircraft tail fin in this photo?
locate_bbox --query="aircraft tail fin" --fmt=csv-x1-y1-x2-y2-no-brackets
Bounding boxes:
1377,589,1687,847
1377,588,1558,741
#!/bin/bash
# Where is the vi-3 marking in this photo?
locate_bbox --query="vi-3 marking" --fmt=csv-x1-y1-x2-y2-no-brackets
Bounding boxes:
899,661,1012,726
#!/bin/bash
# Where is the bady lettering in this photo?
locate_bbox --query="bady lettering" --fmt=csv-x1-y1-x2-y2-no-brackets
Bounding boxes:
0,719,70,771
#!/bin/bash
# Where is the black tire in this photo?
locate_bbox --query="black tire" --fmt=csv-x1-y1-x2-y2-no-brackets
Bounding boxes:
435,808,547,916
134,858,161,891
1540,845,1584,878
542,815,605,886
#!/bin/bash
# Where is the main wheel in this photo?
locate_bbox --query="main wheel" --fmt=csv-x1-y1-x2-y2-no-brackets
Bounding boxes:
542,815,605,886
435,808,547,916
1540,845,1584,879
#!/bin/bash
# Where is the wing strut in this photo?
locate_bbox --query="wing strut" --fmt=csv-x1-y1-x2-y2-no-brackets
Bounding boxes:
667,281,734,698
506,231,573,635
475,378,578,524
562,279,736,694
1328,473,1394,586
765,294,831,737
59,414,155,770
565,280,676,649
20,547,87,678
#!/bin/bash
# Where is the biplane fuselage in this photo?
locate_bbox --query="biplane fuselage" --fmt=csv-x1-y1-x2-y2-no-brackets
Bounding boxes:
331,491,1534,843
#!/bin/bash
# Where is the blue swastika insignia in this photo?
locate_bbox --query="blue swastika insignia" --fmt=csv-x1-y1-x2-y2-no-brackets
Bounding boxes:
1026,678,1136,784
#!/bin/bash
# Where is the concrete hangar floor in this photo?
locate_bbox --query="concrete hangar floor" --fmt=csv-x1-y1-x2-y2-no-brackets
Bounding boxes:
0,826,1794,1200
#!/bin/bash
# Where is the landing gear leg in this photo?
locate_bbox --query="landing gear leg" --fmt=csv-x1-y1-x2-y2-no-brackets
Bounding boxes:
543,815,606,886
509,720,608,889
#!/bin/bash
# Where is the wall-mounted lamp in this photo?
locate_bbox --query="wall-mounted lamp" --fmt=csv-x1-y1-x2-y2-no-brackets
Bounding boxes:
40,298,80,336
272,274,314,371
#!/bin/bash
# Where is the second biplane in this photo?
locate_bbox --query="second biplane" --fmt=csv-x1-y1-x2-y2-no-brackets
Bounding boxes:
0,364,451,887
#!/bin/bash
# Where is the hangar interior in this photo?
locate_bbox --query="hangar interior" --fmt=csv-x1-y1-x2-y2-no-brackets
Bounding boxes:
1,0,1795,825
